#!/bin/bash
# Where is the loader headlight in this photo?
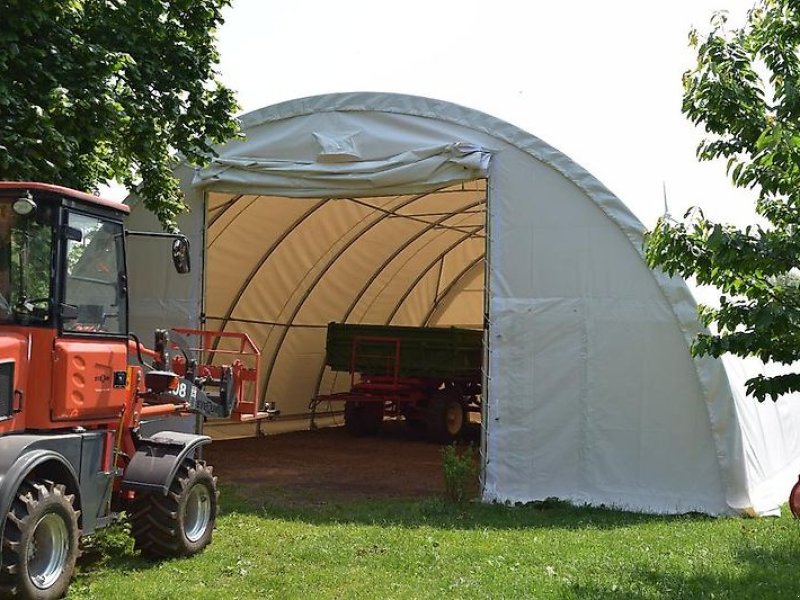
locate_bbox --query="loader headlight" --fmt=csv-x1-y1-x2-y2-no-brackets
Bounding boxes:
12,193,36,216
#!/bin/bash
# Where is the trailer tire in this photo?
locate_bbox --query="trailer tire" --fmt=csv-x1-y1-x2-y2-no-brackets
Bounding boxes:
129,459,218,559
0,478,80,600
344,401,383,437
426,389,466,444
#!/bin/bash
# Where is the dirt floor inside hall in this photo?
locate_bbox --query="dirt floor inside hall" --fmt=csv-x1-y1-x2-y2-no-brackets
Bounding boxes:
204,421,480,506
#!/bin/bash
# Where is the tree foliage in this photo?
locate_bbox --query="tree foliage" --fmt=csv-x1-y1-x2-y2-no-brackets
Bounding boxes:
0,0,239,230
645,0,800,401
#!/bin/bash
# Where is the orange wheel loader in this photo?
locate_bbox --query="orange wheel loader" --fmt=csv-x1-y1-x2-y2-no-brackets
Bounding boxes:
0,182,271,599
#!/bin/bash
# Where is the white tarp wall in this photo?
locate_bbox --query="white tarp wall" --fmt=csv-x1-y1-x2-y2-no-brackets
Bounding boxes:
126,92,800,515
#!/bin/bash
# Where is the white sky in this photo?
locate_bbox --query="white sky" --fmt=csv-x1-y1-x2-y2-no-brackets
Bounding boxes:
212,0,757,229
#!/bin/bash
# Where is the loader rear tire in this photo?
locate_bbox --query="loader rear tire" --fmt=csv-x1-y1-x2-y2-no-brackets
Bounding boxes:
0,478,80,600
129,459,218,559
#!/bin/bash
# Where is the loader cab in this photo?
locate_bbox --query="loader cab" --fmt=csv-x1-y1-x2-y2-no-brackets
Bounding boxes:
0,183,133,429
0,183,128,336
0,182,191,430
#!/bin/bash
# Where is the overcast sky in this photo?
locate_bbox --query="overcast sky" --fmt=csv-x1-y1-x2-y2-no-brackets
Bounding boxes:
213,0,757,229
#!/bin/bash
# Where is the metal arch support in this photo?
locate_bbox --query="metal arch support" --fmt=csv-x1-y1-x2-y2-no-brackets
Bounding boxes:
207,193,244,229
208,198,330,352
256,195,423,348
257,190,448,405
345,196,486,236
384,225,486,325
339,199,486,323
423,255,485,326
309,200,487,400
207,194,259,248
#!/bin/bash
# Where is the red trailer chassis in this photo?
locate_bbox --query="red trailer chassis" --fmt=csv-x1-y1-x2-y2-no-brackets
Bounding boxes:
311,332,481,442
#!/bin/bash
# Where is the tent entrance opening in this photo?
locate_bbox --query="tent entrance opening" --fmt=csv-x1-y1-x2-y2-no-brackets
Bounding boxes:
202,179,487,439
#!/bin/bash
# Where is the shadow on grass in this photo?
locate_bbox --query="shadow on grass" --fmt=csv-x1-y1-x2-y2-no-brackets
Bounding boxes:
567,533,800,599
217,482,716,533
72,521,168,584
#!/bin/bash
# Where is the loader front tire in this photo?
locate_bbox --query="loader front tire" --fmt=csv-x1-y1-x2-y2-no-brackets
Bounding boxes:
0,478,80,600
129,459,218,559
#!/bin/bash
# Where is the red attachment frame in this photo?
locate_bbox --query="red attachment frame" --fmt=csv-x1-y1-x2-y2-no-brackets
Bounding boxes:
171,328,266,422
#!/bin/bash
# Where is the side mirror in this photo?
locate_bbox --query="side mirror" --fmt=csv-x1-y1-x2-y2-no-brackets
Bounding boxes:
172,237,191,274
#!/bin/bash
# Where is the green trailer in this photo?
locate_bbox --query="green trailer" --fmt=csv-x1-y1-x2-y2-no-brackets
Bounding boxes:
312,322,483,442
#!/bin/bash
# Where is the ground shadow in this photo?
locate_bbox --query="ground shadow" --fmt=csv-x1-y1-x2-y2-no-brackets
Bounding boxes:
217,481,708,533
207,424,714,533
71,522,160,585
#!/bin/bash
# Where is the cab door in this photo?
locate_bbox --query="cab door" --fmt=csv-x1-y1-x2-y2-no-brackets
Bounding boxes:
52,211,128,422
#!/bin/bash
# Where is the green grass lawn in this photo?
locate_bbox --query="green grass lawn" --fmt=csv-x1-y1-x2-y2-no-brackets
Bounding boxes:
67,488,800,599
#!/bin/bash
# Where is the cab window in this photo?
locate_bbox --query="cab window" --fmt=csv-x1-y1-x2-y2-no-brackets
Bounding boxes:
63,213,126,335
0,199,56,325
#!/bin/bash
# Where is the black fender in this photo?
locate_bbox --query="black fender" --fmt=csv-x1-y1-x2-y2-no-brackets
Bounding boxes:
121,430,211,495
0,434,83,539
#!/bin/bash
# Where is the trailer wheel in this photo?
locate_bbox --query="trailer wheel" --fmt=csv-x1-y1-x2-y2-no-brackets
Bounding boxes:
129,459,218,559
0,478,79,600
344,401,383,437
426,389,466,444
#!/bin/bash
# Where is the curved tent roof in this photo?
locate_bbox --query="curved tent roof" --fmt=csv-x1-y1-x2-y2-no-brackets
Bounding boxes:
126,92,800,515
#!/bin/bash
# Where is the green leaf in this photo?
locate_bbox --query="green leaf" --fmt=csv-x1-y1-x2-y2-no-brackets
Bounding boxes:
647,0,800,402
0,0,239,230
